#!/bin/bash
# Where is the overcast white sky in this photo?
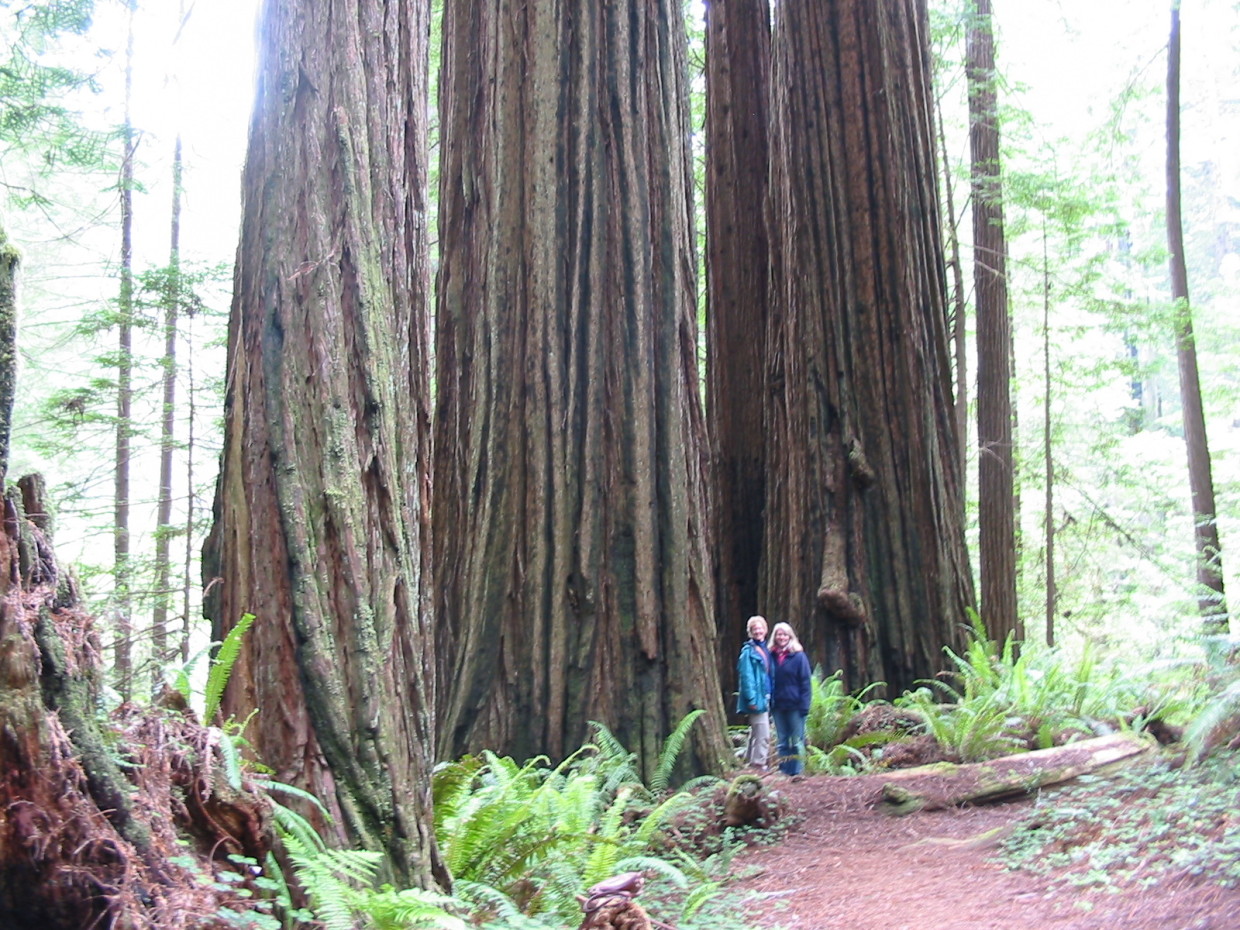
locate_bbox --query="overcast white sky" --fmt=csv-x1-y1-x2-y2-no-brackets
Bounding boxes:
91,0,262,271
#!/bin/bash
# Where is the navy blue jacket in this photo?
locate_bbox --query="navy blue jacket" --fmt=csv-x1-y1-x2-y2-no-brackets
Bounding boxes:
771,648,812,715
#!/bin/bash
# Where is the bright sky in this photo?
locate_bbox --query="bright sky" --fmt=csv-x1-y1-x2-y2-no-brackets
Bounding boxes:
91,0,262,270
3,0,262,563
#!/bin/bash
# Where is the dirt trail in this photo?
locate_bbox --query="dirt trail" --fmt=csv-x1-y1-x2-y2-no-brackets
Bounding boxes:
731,773,1239,930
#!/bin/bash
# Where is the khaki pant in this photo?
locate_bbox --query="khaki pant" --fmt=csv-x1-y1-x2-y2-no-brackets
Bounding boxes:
745,712,770,768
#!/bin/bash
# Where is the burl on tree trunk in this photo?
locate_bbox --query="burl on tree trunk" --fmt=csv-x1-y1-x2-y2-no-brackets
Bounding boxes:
0,477,270,929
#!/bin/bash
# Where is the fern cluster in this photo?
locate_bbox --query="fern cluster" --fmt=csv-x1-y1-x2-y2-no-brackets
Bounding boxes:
803,670,886,773
248,713,736,930
892,615,1192,762
800,613,1202,768
430,714,723,927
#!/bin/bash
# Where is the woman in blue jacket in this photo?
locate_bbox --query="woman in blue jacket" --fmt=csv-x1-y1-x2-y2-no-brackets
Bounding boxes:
736,615,772,771
770,621,812,777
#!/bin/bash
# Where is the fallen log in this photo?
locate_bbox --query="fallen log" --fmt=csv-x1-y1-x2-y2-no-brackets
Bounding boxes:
879,732,1150,815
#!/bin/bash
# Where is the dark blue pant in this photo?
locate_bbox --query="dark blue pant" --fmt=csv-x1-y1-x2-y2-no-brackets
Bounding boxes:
771,707,806,776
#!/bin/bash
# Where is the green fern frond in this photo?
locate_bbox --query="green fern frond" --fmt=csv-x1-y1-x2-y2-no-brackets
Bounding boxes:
432,755,484,833
613,855,688,888
582,787,632,883
204,613,255,724
1186,678,1240,762
652,709,704,794
270,798,330,852
168,642,213,705
356,885,469,930
631,791,691,847
260,850,299,919
586,720,642,790
454,880,564,927
677,774,723,795
452,879,527,921
679,878,723,922
211,725,244,791
554,772,603,835
284,837,383,930
258,777,333,820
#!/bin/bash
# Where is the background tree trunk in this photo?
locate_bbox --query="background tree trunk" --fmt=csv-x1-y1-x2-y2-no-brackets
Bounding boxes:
0,231,15,485
763,0,974,694
201,0,444,888
113,0,135,701
1042,230,1057,647
152,130,182,682
1166,1,1228,633
433,0,729,779
935,105,970,493
968,0,1020,644
704,0,773,691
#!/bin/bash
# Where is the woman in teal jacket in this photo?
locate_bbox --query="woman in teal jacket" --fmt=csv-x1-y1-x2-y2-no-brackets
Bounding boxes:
736,615,773,771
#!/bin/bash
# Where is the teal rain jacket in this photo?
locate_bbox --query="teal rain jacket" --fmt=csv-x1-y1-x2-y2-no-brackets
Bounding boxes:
736,639,772,714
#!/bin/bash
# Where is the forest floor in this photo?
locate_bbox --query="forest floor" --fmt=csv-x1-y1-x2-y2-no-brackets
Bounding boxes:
728,763,1240,930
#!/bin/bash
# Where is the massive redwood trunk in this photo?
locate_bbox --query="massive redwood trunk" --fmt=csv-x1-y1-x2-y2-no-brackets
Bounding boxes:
433,0,729,778
762,0,974,694
201,0,444,888
704,0,773,685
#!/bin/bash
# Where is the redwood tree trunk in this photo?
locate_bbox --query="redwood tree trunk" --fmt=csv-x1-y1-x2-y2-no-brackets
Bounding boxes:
433,0,728,779
1166,1,1228,633
202,0,444,888
968,0,1020,644
704,0,773,686
763,0,974,694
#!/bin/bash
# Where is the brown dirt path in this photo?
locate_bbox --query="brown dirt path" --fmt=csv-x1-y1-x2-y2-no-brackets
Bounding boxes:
731,773,1240,930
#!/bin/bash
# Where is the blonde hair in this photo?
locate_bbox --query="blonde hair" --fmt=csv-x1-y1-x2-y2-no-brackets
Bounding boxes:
746,615,767,637
770,621,804,653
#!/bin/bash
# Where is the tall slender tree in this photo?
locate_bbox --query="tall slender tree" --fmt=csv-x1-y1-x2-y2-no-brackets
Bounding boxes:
151,128,182,681
433,0,728,778
1041,226,1056,647
935,107,970,491
704,0,773,678
968,0,1020,643
112,0,136,700
762,0,974,694
1166,0,1228,633
202,0,444,888
0,229,16,484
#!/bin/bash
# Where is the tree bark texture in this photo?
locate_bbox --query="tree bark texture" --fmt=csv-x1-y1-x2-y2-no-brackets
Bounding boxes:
1165,2,1228,632
968,0,1020,644
433,0,729,778
704,0,773,688
201,0,444,888
763,0,974,695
